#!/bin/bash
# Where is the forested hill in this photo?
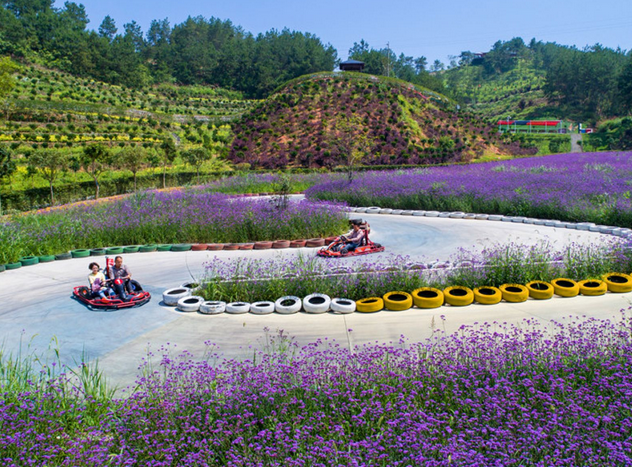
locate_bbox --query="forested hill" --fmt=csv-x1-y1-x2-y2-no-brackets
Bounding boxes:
0,2,336,98
227,73,536,169
441,38,632,123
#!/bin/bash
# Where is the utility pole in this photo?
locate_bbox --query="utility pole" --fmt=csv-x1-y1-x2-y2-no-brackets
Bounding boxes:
386,42,391,77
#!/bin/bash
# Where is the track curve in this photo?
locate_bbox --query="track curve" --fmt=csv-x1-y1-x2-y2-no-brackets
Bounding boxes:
0,211,630,390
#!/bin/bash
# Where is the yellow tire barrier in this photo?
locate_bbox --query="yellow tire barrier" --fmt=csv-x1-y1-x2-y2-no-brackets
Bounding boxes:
411,288,444,308
356,297,384,313
473,286,502,305
551,278,580,297
383,291,413,311
526,281,554,300
602,273,632,293
499,284,529,303
443,286,474,307
578,279,607,296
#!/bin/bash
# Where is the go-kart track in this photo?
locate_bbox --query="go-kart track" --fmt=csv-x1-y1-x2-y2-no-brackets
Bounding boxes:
1,211,631,390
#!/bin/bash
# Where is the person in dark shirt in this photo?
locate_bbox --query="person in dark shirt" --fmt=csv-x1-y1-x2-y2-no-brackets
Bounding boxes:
107,256,133,301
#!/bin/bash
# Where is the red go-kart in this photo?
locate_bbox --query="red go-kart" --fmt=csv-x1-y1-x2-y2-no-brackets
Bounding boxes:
73,279,151,310
317,221,384,258
73,256,151,310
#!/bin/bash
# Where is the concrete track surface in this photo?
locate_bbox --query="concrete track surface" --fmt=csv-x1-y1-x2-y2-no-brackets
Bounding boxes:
1,212,631,390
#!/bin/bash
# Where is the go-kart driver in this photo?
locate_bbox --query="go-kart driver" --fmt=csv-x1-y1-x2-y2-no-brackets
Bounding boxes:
339,222,365,254
107,256,133,301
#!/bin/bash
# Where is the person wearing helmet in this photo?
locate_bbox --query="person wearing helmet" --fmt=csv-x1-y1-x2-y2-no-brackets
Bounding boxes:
107,256,133,301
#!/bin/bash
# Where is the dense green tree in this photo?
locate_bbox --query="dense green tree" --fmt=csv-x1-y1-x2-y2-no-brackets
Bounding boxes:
0,56,19,98
26,148,67,205
483,37,527,74
81,143,111,200
116,145,147,191
158,137,177,188
98,15,117,41
181,147,211,183
0,144,15,214
543,44,626,121
619,56,632,114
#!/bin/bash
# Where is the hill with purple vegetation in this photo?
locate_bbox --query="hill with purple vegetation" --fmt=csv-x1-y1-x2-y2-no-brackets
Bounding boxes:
228,73,537,169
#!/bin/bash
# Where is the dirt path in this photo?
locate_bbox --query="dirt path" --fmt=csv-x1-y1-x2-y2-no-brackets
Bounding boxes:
571,133,582,152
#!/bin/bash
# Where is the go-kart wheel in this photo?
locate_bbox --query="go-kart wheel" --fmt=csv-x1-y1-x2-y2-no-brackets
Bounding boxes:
130,280,143,292
275,296,302,314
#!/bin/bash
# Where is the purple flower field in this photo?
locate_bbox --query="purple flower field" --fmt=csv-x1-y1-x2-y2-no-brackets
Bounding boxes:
2,315,632,465
0,188,348,263
306,152,632,228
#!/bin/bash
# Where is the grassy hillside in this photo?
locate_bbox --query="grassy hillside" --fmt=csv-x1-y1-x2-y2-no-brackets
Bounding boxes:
228,72,536,169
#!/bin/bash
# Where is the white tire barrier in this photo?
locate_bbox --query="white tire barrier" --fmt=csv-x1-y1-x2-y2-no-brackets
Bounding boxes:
226,302,250,314
199,301,226,315
366,206,381,214
177,295,204,312
250,301,275,315
275,296,302,314
331,298,356,314
180,281,201,292
163,287,191,306
303,293,331,314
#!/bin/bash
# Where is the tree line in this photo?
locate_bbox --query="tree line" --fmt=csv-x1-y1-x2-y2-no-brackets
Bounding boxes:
0,0,337,98
455,37,632,122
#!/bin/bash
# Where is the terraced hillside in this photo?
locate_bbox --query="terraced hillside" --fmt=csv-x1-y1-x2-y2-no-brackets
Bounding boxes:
443,60,549,120
228,73,536,169
1,65,256,149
